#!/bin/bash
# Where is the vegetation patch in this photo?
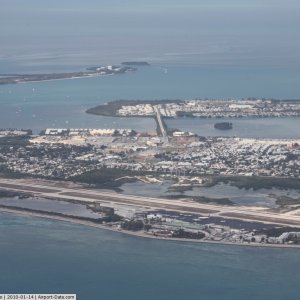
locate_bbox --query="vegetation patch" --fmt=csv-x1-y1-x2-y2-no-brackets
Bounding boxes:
121,220,144,231
0,136,30,147
255,227,300,237
86,99,182,117
70,167,158,189
272,195,300,208
211,176,300,190
0,189,31,198
192,196,235,206
172,228,205,239
164,194,235,205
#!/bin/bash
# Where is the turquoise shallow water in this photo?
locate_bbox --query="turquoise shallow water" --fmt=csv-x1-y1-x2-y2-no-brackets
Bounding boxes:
0,65,299,135
166,116,300,139
0,213,300,300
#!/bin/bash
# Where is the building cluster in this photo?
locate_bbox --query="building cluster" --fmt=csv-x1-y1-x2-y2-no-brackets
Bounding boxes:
0,129,31,137
117,100,300,118
0,127,299,180
86,65,135,75
43,128,135,136
119,212,300,245
154,138,300,178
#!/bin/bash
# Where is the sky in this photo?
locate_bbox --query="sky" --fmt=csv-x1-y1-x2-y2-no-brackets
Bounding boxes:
1,0,300,69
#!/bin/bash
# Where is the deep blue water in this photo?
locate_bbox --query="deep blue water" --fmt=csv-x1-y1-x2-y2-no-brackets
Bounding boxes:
2,0,300,71
1,213,300,300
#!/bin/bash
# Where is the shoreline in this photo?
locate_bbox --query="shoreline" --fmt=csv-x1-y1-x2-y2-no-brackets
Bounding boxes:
1,177,300,227
86,99,300,119
3,73,115,86
1,206,300,250
0,66,136,86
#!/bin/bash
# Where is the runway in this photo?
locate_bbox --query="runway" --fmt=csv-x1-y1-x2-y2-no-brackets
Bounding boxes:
0,178,300,227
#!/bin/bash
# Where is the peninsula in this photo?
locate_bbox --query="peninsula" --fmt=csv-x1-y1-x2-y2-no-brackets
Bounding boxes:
0,65,136,85
86,98,300,119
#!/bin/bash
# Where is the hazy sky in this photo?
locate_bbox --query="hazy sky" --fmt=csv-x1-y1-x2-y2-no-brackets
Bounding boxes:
1,0,300,68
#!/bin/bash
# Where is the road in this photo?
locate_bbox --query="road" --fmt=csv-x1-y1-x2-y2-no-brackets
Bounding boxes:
153,105,168,141
0,178,300,227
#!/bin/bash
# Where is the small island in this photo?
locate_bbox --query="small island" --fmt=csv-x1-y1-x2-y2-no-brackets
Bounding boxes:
214,122,233,130
121,61,150,66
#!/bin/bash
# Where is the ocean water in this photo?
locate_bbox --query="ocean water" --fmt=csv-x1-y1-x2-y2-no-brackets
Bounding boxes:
166,116,300,139
0,213,300,300
0,65,300,136
0,197,102,219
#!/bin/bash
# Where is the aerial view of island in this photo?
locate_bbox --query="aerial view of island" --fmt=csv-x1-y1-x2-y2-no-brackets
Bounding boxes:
214,122,233,130
1,97,300,247
2,1,300,299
